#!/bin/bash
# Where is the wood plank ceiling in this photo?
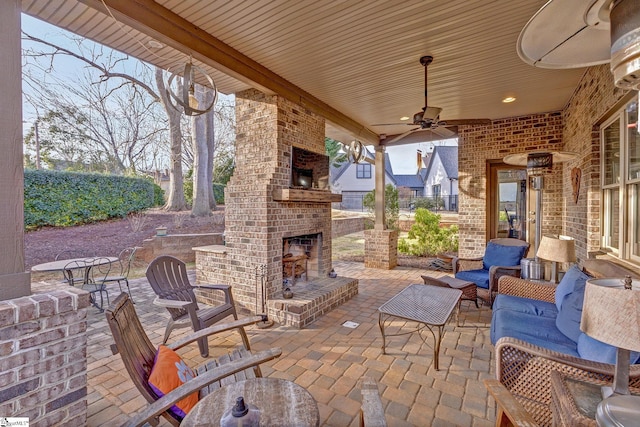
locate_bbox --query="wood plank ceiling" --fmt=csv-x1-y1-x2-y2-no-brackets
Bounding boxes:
21,0,588,145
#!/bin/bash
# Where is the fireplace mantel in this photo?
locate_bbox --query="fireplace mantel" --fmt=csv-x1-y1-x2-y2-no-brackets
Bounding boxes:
273,188,342,203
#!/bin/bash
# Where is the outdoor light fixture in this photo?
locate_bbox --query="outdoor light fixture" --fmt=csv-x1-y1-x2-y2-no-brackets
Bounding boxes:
502,96,516,103
166,58,217,116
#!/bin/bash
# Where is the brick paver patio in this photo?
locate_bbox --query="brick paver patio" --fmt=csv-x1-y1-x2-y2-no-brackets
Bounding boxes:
41,260,496,426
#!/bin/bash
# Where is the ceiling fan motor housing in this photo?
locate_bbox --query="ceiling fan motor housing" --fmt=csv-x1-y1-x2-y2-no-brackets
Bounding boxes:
610,0,640,89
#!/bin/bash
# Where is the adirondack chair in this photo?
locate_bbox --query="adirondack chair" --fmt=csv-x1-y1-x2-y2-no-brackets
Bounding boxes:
106,293,282,427
146,255,242,358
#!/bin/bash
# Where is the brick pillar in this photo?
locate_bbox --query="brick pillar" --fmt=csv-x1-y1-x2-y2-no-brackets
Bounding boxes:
0,288,89,424
364,229,398,269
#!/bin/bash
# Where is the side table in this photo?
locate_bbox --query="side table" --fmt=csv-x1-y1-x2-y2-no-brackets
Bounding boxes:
550,371,640,427
181,377,320,426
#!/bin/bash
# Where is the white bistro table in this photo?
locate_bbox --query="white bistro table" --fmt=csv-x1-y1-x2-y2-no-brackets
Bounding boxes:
378,284,462,370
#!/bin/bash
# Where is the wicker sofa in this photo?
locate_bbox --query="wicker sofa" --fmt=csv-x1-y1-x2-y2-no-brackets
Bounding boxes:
491,259,640,425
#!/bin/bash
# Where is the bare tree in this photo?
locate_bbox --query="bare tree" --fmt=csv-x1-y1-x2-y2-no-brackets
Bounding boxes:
155,67,186,210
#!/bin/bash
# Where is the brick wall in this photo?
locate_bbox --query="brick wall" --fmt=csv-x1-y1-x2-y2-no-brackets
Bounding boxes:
136,233,223,263
331,217,365,237
458,112,564,257
0,288,89,425
561,64,629,261
197,89,335,315
457,64,631,262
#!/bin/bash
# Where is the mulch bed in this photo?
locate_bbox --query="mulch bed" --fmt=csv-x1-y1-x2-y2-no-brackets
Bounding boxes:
25,208,225,269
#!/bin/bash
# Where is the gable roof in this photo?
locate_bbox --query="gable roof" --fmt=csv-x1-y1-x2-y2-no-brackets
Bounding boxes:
424,146,458,180
330,146,395,183
393,174,424,188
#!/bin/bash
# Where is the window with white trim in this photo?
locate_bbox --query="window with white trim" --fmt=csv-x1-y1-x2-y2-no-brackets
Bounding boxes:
601,98,640,262
356,163,371,179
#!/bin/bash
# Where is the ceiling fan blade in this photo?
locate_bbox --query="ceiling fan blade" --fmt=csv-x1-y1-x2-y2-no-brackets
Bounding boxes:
431,126,456,139
370,122,413,126
382,127,457,146
442,118,492,126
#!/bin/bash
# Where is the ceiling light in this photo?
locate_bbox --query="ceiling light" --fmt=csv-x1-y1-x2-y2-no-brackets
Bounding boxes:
400,116,410,121
147,40,164,49
502,96,516,103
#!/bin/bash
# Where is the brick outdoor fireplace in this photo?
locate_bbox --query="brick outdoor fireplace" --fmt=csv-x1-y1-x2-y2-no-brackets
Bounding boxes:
195,89,357,328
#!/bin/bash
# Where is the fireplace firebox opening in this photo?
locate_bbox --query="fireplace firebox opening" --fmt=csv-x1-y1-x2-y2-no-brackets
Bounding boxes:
283,233,322,281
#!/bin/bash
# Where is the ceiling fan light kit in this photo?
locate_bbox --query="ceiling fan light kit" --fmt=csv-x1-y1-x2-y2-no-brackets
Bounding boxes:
373,55,490,145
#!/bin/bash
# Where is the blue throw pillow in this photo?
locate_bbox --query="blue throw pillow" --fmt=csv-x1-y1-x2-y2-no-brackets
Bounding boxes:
555,264,590,311
577,333,640,364
555,284,586,342
482,242,527,270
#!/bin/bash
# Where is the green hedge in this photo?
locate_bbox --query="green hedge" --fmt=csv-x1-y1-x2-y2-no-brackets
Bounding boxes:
184,180,226,206
24,169,162,229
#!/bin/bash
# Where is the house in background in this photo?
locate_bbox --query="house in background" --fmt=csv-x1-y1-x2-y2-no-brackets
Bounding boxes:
330,147,395,210
422,146,459,211
331,145,459,211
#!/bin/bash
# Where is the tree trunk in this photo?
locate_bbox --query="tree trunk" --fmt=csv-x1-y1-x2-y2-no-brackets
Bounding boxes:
205,93,217,210
155,67,186,211
190,88,213,216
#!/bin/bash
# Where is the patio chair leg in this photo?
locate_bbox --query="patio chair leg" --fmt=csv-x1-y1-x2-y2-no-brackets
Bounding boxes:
197,336,209,358
123,279,134,304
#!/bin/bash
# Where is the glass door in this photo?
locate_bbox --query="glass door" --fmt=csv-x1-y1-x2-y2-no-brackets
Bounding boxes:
488,162,528,242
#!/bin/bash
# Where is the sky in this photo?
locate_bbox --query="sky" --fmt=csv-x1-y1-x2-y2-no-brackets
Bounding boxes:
21,14,457,174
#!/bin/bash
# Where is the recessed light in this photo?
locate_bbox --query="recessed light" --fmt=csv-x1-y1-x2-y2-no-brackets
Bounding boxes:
502,96,516,103
400,116,410,121
148,40,165,49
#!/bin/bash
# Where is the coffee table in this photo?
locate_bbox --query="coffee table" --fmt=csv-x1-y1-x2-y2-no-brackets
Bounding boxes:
181,377,320,426
378,284,462,370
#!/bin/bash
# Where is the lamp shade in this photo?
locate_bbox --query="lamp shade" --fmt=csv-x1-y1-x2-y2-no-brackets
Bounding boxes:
536,235,576,263
580,278,640,352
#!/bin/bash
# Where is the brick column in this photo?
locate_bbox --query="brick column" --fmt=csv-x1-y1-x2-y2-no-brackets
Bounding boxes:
364,229,398,269
0,288,89,424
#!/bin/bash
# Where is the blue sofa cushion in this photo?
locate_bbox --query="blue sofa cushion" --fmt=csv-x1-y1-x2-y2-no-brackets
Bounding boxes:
577,333,640,365
555,264,590,310
491,308,580,356
483,242,527,270
455,269,489,289
493,294,558,318
555,286,586,342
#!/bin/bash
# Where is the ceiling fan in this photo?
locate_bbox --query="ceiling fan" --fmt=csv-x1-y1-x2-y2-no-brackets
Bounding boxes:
372,55,491,145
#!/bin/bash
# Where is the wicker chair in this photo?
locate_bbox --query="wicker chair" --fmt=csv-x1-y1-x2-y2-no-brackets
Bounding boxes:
146,255,241,357
452,237,529,306
106,293,282,427
493,275,640,426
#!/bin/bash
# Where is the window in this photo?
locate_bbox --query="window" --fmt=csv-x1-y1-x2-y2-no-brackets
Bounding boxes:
432,184,441,197
356,163,371,179
601,99,640,261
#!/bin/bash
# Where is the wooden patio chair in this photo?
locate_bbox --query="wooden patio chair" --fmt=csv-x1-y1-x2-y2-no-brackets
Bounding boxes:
106,293,282,427
145,255,242,358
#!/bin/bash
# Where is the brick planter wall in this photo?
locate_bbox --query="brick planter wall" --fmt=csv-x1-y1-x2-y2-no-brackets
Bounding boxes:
0,288,89,425
364,229,398,269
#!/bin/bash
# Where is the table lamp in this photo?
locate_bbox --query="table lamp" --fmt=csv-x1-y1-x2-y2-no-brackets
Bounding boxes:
536,235,576,283
581,276,640,425
580,276,640,398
